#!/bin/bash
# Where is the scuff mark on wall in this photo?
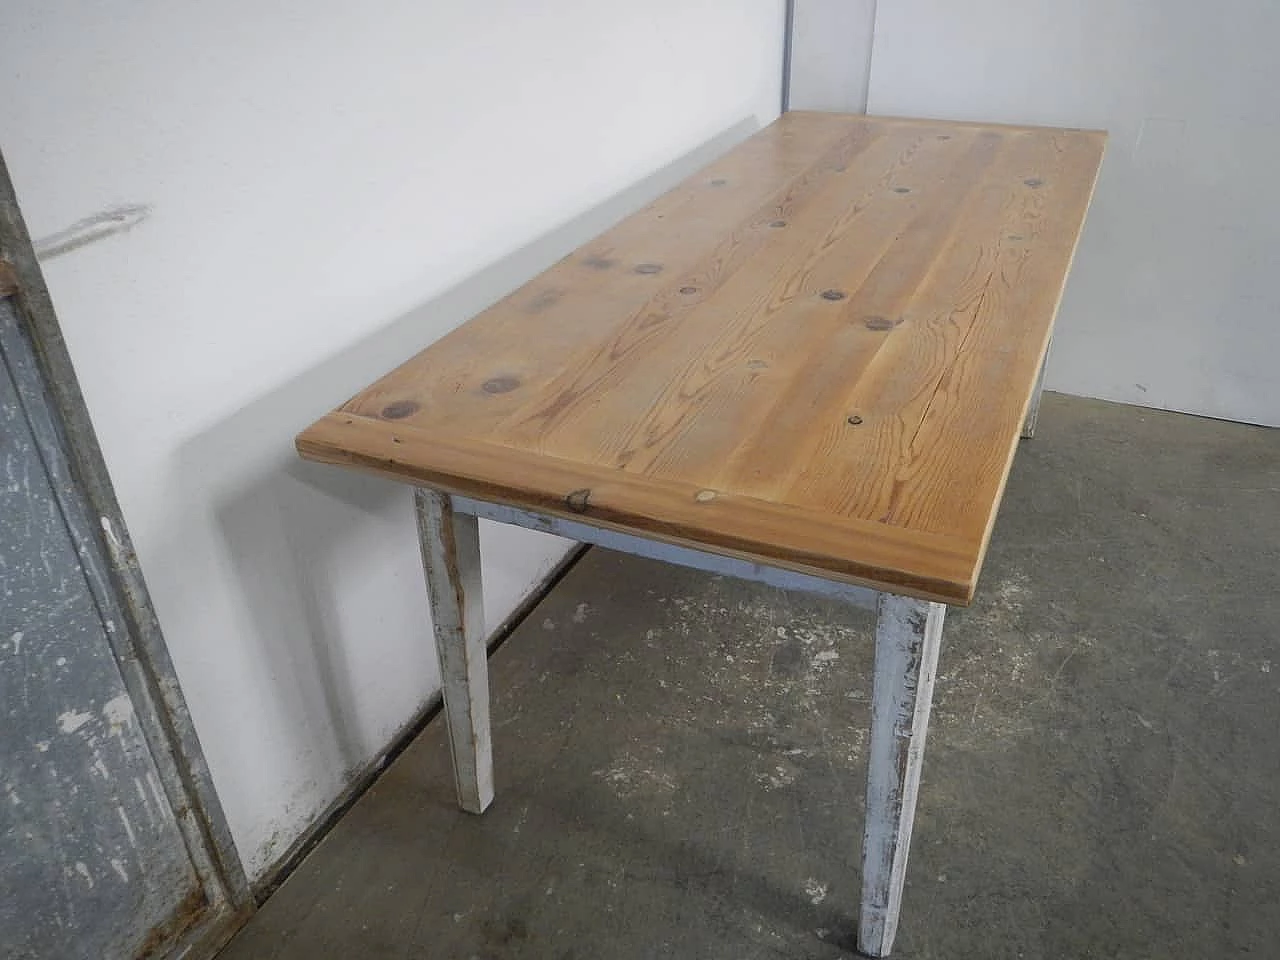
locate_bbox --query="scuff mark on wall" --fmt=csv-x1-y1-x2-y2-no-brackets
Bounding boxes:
32,205,151,261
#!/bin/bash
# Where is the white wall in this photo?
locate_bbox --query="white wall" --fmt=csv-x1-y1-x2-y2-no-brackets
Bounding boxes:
0,1,784,877
786,0,876,113
866,0,1280,425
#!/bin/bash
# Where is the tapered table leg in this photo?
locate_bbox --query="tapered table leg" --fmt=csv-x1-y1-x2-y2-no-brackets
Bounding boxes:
859,593,946,957
415,488,494,814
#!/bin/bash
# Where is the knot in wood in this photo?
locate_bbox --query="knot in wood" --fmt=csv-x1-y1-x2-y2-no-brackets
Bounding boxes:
482,376,520,395
863,315,902,331
380,400,419,420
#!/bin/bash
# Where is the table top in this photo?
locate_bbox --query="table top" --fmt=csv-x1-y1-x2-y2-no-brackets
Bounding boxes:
297,113,1105,604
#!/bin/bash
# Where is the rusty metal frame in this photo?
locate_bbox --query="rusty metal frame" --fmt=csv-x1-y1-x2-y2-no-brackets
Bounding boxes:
0,149,252,956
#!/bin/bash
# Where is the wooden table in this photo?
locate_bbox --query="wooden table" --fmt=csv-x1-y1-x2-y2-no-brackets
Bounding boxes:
297,112,1105,956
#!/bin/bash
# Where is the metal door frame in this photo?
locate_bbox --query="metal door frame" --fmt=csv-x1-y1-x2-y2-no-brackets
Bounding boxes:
0,150,252,957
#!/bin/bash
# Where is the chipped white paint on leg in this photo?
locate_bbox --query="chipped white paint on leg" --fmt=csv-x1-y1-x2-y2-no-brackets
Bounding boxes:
859,593,946,958
1022,336,1052,439
415,488,494,814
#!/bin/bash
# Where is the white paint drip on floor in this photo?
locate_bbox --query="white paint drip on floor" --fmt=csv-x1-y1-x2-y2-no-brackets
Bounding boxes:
593,749,678,799
102,694,133,731
812,649,839,667
56,710,93,734
804,878,828,904
116,806,138,848
757,761,799,790
572,602,590,624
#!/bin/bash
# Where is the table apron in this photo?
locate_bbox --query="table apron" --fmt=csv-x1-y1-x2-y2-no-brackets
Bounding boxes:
449,494,880,611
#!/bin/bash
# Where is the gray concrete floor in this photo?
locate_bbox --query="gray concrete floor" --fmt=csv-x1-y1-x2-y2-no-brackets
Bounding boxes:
219,394,1279,959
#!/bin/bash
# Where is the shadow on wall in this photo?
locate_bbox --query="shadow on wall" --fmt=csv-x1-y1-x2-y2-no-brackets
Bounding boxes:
167,116,765,787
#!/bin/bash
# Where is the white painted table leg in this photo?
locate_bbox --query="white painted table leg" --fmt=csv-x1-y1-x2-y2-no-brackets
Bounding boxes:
859,594,946,957
414,487,494,814
1022,336,1052,439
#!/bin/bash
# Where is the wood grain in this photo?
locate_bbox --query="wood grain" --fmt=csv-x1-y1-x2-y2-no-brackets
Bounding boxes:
298,113,1106,604
298,412,975,602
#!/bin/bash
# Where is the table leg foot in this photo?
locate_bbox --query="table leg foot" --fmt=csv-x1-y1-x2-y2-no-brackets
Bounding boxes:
415,487,494,814
1021,336,1052,440
858,594,946,957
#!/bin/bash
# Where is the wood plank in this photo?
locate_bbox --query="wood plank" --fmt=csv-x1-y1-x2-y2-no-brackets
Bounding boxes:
342,113,862,432
297,113,1106,604
492,123,960,466
558,126,999,480
709,127,1014,499
786,128,1098,524
298,412,976,602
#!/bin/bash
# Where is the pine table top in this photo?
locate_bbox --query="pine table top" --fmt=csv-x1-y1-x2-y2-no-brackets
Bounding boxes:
298,112,1106,604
